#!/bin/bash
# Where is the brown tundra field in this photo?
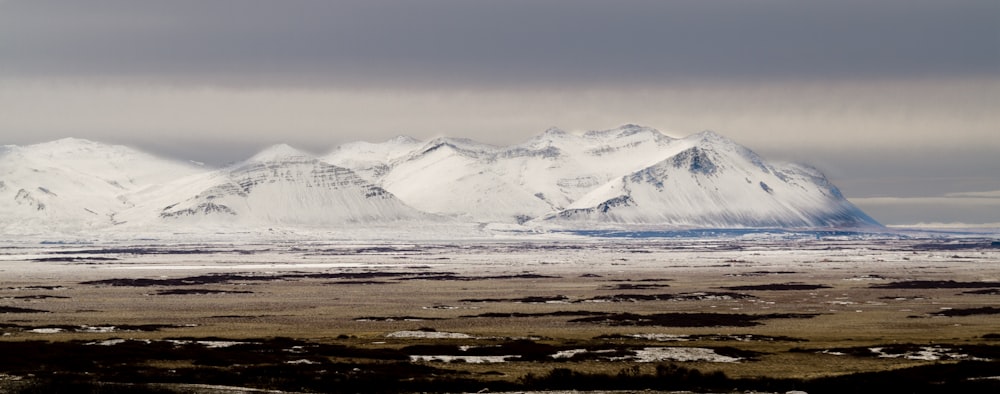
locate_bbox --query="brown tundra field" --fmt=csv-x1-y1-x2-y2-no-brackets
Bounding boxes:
1,234,999,393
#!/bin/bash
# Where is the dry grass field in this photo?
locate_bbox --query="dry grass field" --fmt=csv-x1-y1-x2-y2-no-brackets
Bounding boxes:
1,236,998,392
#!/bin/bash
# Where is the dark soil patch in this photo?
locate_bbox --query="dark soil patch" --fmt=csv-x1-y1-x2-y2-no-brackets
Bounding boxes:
81,271,457,287
9,295,70,300
354,316,444,322
460,295,570,303
595,333,807,342
28,256,119,262
571,312,819,327
463,311,609,318
155,289,254,295
963,289,1000,295
722,283,831,291
328,280,394,285
398,273,559,281
725,271,798,277
354,246,425,254
872,280,1000,289
303,271,456,280
81,273,275,287
929,307,1000,317
0,306,48,313
581,292,754,303
603,283,671,290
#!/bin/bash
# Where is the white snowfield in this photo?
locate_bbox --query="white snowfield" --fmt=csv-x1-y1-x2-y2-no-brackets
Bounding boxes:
1,125,880,237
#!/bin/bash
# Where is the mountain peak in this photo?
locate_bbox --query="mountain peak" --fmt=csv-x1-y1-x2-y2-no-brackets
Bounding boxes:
543,127,568,136
419,137,497,157
583,124,667,140
519,127,576,148
248,144,311,162
27,137,112,154
36,137,101,146
687,130,731,144
617,123,655,134
387,135,422,145
15,138,177,166
683,130,767,167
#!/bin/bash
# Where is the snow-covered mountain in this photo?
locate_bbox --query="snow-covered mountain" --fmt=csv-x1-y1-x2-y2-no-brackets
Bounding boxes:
0,138,202,233
327,124,686,223
1,126,881,236
542,131,880,228
323,136,423,184
121,144,428,227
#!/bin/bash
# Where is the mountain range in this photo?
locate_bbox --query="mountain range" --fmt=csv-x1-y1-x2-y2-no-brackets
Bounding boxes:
0,125,880,236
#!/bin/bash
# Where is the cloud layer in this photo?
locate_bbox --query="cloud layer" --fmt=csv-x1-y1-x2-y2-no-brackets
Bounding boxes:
2,0,996,87
1,1,998,226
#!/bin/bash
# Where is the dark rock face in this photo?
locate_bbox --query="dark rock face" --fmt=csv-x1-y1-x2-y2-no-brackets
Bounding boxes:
672,147,717,176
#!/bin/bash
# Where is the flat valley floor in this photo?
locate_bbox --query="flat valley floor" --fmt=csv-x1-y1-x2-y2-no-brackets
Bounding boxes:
1,236,999,393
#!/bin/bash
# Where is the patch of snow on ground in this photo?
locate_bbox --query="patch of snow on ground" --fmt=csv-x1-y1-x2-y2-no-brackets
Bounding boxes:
386,330,474,339
86,339,134,346
868,346,987,361
623,347,742,363
550,349,617,359
78,325,117,333
285,359,320,365
167,340,253,348
627,334,691,342
844,275,887,281
27,328,63,334
409,355,519,363
551,347,741,362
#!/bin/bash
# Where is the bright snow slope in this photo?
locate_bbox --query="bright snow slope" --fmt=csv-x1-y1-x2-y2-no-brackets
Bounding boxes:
118,144,429,229
1,126,881,235
542,131,880,228
325,125,689,223
0,138,202,233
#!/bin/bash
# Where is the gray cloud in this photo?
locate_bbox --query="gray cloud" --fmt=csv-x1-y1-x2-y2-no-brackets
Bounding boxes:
1,0,998,226
852,195,1000,226
1,0,996,87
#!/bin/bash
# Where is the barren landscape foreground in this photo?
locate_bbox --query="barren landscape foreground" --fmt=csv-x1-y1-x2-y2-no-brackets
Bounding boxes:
2,234,999,393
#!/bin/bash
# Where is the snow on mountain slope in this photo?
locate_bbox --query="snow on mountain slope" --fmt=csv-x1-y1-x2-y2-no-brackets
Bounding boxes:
123,144,429,228
2,126,881,234
323,136,423,184
345,125,686,223
495,124,682,209
379,138,553,223
542,131,880,228
0,138,202,233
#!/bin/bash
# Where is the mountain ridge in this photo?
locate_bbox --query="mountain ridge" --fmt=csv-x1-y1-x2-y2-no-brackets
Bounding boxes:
1,126,881,235
546,131,879,228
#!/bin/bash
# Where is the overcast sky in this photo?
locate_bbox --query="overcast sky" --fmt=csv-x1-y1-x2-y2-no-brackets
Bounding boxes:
1,0,998,226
